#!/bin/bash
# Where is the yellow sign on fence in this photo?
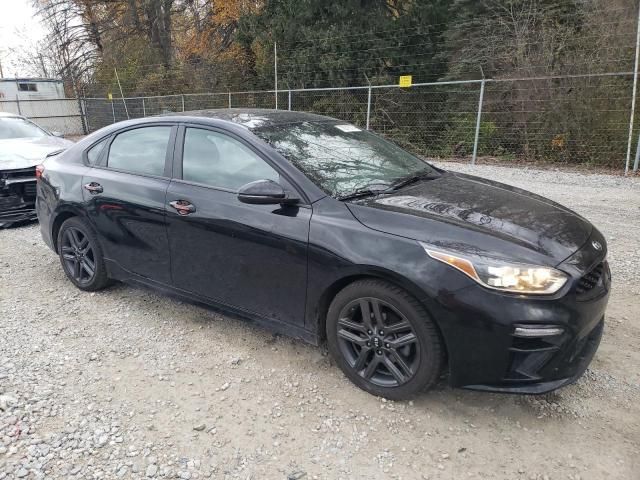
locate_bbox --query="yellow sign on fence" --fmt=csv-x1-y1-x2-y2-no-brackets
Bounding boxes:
107,92,113,101
399,75,413,88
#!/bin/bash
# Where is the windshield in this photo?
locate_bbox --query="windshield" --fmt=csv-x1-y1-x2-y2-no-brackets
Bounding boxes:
253,121,438,197
0,117,49,140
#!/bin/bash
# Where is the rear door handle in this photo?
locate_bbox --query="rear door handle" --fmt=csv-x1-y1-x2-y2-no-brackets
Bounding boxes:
169,200,196,215
83,182,103,194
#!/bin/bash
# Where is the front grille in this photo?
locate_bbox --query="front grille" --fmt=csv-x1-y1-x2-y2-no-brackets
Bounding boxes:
576,262,605,294
23,182,37,198
0,167,37,212
1,167,36,182
0,195,24,209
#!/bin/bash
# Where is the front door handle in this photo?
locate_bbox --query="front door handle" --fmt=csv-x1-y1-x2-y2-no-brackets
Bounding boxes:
83,182,103,194
169,200,196,215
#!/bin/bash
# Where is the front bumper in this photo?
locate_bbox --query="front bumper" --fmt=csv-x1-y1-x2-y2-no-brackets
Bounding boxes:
432,234,610,394
0,206,38,228
463,318,604,394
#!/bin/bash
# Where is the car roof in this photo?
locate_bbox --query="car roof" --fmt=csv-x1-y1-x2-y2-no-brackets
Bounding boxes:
69,108,332,205
161,108,339,130
0,112,22,118
85,109,345,141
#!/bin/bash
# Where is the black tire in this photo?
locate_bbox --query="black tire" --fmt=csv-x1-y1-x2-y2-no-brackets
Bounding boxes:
326,279,443,400
57,217,111,291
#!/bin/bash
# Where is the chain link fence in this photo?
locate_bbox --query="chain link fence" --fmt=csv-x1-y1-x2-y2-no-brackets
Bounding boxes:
482,75,633,165
80,71,635,169
0,98,86,136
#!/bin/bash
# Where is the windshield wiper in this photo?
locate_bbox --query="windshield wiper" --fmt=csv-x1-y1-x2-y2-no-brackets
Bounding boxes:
386,169,440,192
337,183,390,201
337,170,439,201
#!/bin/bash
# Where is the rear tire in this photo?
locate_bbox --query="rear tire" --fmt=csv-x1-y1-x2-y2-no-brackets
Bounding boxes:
326,279,443,400
57,217,111,291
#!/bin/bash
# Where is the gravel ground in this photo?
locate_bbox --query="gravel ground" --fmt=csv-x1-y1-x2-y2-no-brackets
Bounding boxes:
1,163,639,480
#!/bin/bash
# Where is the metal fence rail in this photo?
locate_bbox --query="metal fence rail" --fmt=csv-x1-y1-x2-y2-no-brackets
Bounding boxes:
82,72,636,169
2,72,633,170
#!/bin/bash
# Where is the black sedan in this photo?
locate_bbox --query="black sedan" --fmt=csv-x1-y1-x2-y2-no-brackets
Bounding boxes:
36,109,610,399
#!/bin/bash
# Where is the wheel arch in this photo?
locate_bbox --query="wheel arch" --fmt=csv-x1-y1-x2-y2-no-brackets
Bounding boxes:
314,268,449,362
51,206,87,253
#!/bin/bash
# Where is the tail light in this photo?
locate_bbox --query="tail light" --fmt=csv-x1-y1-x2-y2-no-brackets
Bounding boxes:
35,164,45,180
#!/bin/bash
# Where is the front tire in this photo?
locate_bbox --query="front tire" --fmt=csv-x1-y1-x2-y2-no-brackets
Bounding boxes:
327,279,443,400
57,217,111,291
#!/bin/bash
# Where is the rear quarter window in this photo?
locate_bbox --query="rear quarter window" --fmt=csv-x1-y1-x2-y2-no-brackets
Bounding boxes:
86,138,108,165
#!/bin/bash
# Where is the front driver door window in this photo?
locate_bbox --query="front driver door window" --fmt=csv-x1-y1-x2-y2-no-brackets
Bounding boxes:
182,128,279,190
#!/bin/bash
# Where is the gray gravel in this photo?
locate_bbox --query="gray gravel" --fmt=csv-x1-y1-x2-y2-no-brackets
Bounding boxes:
1,162,639,479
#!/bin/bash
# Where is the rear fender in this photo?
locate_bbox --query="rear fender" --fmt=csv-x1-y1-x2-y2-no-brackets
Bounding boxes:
50,204,90,253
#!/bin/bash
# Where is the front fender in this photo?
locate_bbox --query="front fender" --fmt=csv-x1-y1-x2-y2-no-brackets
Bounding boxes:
305,197,475,351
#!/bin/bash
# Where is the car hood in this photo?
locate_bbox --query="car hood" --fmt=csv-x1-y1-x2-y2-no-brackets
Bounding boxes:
0,136,74,170
346,171,593,266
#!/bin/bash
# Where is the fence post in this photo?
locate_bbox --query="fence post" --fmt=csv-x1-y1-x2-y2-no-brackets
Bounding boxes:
15,95,21,115
366,86,372,130
142,97,146,117
634,131,640,172
78,97,88,134
114,67,129,120
83,98,90,133
471,79,486,165
228,91,231,109
111,101,116,124
626,1,640,174
181,94,185,112
274,42,278,110
288,90,292,111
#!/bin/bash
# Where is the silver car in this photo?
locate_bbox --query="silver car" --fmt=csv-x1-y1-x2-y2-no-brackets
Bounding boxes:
0,112,74,227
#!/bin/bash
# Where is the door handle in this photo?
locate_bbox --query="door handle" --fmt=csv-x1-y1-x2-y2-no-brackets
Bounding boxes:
83,182,103,194
169,200,196,215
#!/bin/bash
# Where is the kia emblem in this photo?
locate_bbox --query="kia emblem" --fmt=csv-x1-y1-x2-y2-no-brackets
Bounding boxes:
592,241,603,251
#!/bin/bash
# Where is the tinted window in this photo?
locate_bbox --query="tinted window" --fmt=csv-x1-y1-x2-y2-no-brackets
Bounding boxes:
183,128,279,190
107,126,171,176
86,138,108,165
253,121,438,197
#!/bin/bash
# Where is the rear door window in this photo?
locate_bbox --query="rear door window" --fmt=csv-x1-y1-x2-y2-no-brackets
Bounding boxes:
107,126,172,176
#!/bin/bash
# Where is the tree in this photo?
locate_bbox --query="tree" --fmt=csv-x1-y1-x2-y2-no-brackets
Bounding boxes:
441,0,636,163
443,0,583,79
237,0,453,89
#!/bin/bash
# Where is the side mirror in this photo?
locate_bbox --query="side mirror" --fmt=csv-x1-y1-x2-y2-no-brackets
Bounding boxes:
50,131,64,138
237,179,298,205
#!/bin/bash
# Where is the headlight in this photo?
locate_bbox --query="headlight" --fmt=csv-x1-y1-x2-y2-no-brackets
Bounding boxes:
420,243,568,295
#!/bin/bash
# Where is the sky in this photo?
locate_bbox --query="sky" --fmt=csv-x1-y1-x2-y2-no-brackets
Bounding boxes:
0,0,46,78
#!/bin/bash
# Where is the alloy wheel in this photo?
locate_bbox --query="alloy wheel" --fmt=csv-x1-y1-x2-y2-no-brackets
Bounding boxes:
60,227,96,284
336,297,420,387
